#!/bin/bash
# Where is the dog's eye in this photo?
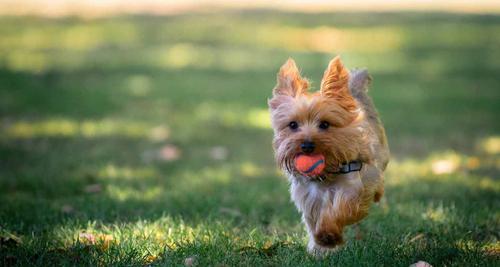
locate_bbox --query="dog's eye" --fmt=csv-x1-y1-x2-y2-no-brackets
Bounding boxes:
288,121,299,130
319,121,330,130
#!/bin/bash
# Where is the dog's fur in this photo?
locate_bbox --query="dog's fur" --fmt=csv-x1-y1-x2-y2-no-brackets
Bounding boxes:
268,56,390,255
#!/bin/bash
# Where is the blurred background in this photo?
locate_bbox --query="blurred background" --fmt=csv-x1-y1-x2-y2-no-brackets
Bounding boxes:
0,1,499,266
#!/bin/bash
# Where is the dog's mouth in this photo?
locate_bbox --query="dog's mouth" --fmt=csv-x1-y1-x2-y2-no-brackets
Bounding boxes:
285,152,347,180
278,146,346,178
294,153,325,176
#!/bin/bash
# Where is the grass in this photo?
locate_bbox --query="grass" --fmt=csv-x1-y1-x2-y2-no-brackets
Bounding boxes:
0,10,499,266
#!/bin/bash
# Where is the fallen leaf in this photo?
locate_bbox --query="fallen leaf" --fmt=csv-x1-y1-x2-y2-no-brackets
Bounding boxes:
409,233,425,243
84,184,102,194
79,233,96,245
410,261,433,267
78,233,114,250
159,144,181,161
209,146,228,160
483,243,500,257
144,254,159,264
466,157,480,169
261,241,288,256
61,204,74,214
184,255,197,266
98,234,114,250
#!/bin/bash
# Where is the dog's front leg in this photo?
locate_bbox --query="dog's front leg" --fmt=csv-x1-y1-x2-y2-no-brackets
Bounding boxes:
303,192,344,256
314,194,345,245
307,175,367,255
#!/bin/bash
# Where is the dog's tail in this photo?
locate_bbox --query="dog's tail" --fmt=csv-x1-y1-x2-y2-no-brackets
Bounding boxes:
349,69,371,98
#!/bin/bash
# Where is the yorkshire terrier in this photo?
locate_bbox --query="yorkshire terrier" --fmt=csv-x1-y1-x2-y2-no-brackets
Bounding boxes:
268,56,390,255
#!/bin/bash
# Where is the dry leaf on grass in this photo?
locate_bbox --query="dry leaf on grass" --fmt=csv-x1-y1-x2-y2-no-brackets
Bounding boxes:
409,233,425,243
184,255,197,266
144,254,159,264
78,233,114,250
209,146,228,160
79,233,96,244
61,204,74,214
84,184,102,194
410,261,433,267
159,144,181,161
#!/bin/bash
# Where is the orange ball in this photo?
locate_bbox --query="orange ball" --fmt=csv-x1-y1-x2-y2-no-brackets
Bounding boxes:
295,154,325,176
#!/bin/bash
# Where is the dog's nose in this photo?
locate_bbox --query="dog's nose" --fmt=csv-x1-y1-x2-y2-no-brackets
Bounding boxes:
300,141,315,154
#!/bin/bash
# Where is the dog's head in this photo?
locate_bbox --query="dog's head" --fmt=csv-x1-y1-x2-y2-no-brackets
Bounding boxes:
268,57,369,177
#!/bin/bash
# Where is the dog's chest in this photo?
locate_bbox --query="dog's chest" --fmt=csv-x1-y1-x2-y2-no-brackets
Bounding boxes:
288,173,363,214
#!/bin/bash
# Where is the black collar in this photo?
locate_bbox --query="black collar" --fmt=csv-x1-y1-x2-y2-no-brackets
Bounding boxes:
327,160,363,174
313,160,363,183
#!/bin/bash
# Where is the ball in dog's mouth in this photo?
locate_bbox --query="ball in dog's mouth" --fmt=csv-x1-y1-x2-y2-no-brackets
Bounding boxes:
295,154,325,176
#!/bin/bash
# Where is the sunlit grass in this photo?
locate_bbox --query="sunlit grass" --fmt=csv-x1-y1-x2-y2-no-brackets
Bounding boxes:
98,164,158,181
1,118,168,140
478,135,500,155
1,13,497,76
193,103,271,129
386,150,498,179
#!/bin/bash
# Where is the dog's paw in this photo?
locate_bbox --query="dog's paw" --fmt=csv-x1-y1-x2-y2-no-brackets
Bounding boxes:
307,238,341,258
314,231,344,248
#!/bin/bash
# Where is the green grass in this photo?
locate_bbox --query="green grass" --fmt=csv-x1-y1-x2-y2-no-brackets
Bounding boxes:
0,11,499,266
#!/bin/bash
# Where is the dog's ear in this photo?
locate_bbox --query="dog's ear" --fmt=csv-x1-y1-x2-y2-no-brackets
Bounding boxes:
272,58,309,97
320,56,357,111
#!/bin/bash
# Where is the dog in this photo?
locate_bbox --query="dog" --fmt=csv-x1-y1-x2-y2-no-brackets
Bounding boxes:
268,56,390,255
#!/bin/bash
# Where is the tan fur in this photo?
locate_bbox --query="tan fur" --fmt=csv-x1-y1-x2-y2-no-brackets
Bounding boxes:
268,57,390,256
273,58,310,98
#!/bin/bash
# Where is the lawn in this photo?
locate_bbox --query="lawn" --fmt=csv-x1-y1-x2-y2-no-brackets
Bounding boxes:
0,11,499,266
